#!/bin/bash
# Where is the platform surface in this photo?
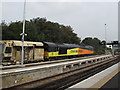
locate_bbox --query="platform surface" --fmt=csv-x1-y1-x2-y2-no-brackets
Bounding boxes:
1,55,111,74
67,62,120,89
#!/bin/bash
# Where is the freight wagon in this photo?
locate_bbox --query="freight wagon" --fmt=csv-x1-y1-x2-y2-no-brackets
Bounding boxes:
0,40,44,65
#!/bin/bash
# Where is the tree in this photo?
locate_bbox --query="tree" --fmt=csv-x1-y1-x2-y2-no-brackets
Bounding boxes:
2,17,81,45
82,37,105,55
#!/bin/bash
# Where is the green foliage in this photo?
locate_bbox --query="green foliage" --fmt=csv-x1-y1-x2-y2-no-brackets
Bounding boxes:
2,21,23,40
2,17,81,44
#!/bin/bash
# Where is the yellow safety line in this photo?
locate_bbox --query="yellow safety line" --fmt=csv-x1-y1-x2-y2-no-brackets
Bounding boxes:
87,64,120,89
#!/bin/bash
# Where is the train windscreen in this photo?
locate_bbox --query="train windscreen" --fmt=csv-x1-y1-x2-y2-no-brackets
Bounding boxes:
5,47,12,53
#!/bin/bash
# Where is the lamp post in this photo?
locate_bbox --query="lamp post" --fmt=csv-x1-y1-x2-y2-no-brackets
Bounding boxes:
21,0,27,66
105,24,107,55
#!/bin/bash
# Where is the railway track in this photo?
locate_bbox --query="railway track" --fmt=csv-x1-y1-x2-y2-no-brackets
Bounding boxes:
7,55,119,90
1,55,101,70
34,55,119,90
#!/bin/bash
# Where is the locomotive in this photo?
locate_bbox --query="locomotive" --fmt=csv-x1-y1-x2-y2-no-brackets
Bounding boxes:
0,40,94,65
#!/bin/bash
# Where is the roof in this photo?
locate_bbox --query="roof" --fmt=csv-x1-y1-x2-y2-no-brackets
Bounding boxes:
43,42,57,47
1,40,43,46
63,43,82,48
57,44,68,48
43,42,87,49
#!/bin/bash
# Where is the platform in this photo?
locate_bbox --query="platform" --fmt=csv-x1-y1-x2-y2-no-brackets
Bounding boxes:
67,62,120,89
0,55,113,89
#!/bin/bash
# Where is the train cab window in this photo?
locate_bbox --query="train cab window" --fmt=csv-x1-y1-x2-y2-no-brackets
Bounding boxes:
48,48,51,52
44,45,48,52
5,47,12,53
50,47,55,52
59,48,67,54
48,47,57,52
16,47,21,51
55,47,58,51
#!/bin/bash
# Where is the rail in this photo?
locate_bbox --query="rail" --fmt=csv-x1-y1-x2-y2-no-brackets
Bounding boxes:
5,55,119,89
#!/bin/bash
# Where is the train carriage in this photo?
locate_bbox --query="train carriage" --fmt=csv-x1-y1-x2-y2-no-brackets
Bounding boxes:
1,40,44,65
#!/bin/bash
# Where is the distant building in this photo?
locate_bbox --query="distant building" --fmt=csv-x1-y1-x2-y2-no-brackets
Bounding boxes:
107,41,119,48
107,41,120,54
106,45,112,49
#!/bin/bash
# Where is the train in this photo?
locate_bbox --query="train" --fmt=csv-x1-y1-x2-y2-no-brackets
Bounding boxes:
0,40,94,65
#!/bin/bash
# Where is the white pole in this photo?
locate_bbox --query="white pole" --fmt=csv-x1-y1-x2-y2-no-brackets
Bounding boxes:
105,24,107,55
21,0,26,65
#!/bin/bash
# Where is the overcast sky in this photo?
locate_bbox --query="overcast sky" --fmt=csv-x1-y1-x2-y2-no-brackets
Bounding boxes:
2,0,119,42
